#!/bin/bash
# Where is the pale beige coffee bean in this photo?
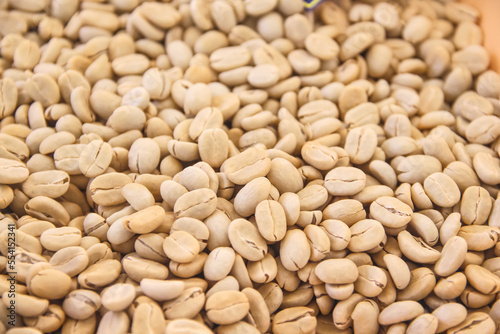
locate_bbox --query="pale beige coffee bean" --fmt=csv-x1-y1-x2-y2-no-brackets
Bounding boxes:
106,216,135,245
95,310,129,334
122,205,164,234
272,307,316,334
163,286,206,319
174,188,217,220
344,102,380,128
349,219,385,253
460,186,492,225
384,254,411,290
89,173,132,206
423,172,461,208
160,180,188,208
0,229,41,256
171,216,210,251
122,253,169,282
18,220,56,238
452,45,489,76
369,160,398,189
443,161,480,192
198,128,229,168
53,144,86,175
244,0,277,16
25,196,71,227
367,44,393,78
266,158,304,194
344,127,377,165
121,183,155,211
280,229,310,272
255,199,287,242
315,259,358,284
0,78,18,118
184,84,212,117
21,170,70,198
351,299,380,334
206,276,239,300
458,225,499,252
13,39,41,70
1,292,48,318
473,152,500,185
210,46,251,72
320,219,351,251
163,230,200,264
131,301,164,334
107,106,146,133
233,177,271,217
0,133,30,161
332,293,367,329
305,33,339,60
140,279,184,302
403,15,432,44
100,283,136,311
288,49,321,75
128,138,160,174
40,226,82,251
465,264,500,295
279,192,301,226
432,303,468,333
460,286,495,308
297,99,339,124
322,200,366,226
408,213,439,247
166,40,193,70
194,30,229,55
205,290,250,325
111,53,150,76
49,246,89,277
228,218,267,262
324,167,366,196
78,140,112,177
297,184,328,211
241,287,271,333
134,233,168,263
284,13,312,48
446,312,495,334
221,146,271,185
25,73,60,108
62,289,101,320
247,64,280,88
166,319,214,334
369,196,412,228
77,259,121,290
38,131,76,155
398,230,441,264
406,313,438,334
341,32,375,61
440,212,462,246
466,116,500,145
301,142,338,171
434,236,468,277
29,268,72,300
204,247,235,281
354,265,387,297
378,300,424,326
476,70,500,98
217,321,259,334
23,304,66,333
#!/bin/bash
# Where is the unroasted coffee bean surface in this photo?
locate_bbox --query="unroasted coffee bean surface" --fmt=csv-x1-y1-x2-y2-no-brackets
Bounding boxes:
1,0,500,333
